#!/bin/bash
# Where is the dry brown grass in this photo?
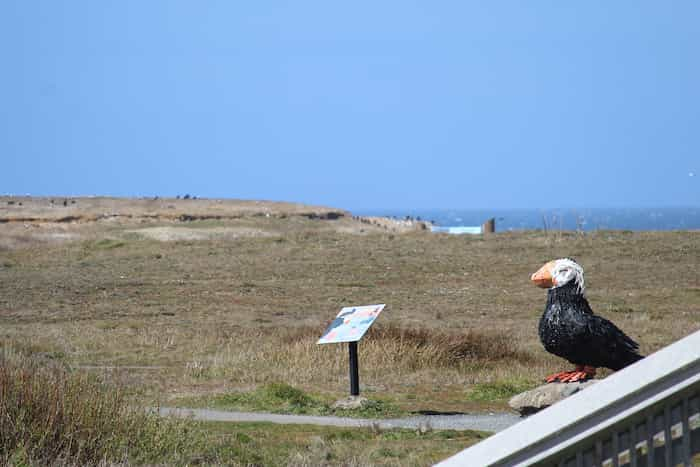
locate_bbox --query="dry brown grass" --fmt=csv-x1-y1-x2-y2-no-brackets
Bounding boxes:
0,198,698,413
172,324,535,395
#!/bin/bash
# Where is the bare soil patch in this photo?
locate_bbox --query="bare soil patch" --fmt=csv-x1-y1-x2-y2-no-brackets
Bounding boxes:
127,226,279,242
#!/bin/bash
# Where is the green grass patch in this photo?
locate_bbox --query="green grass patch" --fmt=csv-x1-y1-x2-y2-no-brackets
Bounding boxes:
173,382,406,418
91,238,126,250
334,397,406,418
198,421,489,466
207,382,320,414
466,379,536,402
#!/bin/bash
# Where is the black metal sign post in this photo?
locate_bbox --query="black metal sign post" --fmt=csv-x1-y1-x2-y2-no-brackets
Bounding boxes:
348,341,360,396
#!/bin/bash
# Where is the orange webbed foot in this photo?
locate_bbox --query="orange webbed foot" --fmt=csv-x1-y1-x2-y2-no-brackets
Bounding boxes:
545,366,596,383
545,371,572,383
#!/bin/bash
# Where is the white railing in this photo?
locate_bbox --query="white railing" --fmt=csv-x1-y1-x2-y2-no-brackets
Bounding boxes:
436,329,700,467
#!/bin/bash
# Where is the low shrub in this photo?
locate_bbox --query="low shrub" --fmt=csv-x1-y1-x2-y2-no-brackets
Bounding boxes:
280,323,532,369
368,324,530,365
0,352,204,465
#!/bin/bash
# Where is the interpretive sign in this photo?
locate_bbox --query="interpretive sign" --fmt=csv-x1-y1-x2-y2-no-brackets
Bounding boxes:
317,304,386,397
317,304,386,344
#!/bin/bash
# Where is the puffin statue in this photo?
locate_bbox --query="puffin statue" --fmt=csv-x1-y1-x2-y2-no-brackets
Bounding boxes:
531,258,644,383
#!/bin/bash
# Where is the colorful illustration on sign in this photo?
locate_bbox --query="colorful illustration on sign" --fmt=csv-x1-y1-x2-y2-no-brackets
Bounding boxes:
317,304,386,344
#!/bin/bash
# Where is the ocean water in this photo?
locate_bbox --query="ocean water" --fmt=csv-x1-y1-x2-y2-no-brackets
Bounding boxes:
353,207,700,232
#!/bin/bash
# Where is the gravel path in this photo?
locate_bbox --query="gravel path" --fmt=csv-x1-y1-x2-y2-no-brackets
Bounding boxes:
158,407,521,433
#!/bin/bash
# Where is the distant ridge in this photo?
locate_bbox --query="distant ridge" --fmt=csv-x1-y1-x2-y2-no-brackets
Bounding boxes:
0,196,348,224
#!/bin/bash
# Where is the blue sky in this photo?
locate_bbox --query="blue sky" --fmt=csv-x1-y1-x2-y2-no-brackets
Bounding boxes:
1,2,698,209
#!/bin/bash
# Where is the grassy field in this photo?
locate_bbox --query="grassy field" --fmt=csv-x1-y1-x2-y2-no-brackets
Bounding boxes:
0,347,486,466
1,196,698,464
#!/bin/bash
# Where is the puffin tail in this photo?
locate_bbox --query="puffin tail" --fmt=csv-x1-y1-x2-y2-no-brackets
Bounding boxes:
606,325,645,371
610,351,644,371
626,352,645,366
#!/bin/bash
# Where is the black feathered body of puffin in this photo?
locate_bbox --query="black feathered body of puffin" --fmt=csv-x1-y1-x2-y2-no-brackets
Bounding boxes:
531,258,644,383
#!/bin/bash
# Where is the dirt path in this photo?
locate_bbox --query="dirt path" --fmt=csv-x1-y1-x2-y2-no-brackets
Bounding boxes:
158,407,521,432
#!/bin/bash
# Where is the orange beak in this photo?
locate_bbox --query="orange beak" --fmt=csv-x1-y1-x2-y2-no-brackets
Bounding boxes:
531,261,556,288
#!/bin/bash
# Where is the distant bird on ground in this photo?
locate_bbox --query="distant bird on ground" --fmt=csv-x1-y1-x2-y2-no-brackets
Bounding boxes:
531,258,644,383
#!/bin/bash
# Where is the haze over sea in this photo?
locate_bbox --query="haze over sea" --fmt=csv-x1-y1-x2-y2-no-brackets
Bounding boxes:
354,207,700,232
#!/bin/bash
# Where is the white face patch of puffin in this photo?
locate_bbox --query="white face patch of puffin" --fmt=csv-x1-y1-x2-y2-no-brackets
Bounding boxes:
551,258,585,294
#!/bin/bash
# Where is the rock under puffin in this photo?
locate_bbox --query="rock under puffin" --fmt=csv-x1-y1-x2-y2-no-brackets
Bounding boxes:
531,258,644,383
